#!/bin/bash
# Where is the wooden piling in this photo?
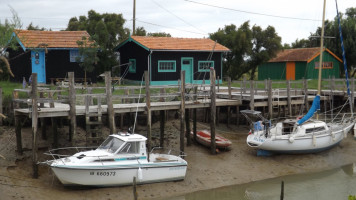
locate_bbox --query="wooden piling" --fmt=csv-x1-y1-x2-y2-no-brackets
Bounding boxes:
280,180,284,200
249,80,255,110
287,80,292,117
227,77,231,127
210,69,216,154
185,108,191,146
0,87,2,126
15,116,23,155
159,88,165,147
180,71,185,154
68,72,76,143
268,79,273,118
105,71,116,134
133,177,138,200
193,86,197,142
303,78,309,112
31,73,39,178
145,71,152,156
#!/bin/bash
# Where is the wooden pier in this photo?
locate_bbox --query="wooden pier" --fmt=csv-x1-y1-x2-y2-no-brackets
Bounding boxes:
9,70,355,178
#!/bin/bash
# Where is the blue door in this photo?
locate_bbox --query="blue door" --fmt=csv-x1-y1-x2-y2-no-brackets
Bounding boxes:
181,57,193,83
31,51,46,83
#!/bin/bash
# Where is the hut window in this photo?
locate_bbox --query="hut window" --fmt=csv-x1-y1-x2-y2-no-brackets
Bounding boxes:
129,59,136,73
158,61,176,72
70,50,83,62
198,61,214,72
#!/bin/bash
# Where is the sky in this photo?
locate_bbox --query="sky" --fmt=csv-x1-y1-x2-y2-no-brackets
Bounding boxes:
0,0,354,44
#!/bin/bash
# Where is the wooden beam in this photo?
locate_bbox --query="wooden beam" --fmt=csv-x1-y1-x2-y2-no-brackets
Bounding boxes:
15,116,23,155
145,71,152,158
227,77,231,127
268,79,273,118
160,88,165,147
180,71,185,155
68,72,77,143
105,71,116,134
31,73,39,178
210,69,216,154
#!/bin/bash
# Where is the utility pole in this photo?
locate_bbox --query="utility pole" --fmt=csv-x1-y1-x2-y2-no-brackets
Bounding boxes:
133,0,136,35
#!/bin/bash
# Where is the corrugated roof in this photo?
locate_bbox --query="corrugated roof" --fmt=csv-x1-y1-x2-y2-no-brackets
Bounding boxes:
130,36,230,52
14,29,92,49
269,47,321,62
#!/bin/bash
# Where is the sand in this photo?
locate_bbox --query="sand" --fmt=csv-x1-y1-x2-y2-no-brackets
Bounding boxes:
1,120,356,200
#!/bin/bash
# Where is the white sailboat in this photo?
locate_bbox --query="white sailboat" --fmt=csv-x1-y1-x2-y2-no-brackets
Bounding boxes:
42,133,187,186
242,0,355,154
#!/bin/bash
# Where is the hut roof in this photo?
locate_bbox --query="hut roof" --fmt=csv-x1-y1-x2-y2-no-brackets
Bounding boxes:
13,29,93,49
269,47,342,63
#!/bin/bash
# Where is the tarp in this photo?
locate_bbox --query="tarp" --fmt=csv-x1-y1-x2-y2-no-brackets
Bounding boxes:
297,95,320,125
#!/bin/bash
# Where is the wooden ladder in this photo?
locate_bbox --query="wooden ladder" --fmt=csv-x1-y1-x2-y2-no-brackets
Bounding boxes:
85,95,103,146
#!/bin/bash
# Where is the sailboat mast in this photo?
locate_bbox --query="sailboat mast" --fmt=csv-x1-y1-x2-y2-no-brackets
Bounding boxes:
317,0,327,95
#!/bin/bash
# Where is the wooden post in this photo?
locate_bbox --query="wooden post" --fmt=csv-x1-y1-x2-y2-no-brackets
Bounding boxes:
15,116,23,155
303,78,309,112
31,73,39,178
105,71,116,134
159,88,165,147
210,69,216,154
68,72,76,143
0,87,2,126
133,177,138,200
217,76,220,92
145,71,152,157
180,71,186,154
249,80,255,110
236,106,240,126
185,108,191,146
280,181,284,200
268,79,273,118
193,86,197,142
227,77,231,127
287,80,292,117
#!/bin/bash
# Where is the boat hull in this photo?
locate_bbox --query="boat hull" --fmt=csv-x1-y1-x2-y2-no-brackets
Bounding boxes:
191,130,232,148
51,163,187,187
247,123,354,154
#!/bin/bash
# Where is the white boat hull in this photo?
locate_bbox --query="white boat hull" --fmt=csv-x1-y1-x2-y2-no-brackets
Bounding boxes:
51,162,187,186
247,123,354,154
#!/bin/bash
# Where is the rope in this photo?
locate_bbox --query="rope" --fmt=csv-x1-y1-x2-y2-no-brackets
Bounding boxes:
132,73,144,133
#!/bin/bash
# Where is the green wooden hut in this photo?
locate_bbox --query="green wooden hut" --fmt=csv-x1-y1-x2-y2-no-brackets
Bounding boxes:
258,47,342,80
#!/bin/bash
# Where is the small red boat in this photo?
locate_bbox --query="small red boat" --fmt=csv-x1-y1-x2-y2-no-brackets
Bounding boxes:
191,130,232,149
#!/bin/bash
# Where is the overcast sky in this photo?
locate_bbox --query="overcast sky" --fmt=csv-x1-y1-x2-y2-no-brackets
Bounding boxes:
0,0,354,44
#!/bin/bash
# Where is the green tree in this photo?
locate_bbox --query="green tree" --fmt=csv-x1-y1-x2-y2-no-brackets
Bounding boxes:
67,10,130,73
26,22,46,31
210,21,282,80
147,32,171,37
0,6,21,80
76,36,99,86
135,27,147,36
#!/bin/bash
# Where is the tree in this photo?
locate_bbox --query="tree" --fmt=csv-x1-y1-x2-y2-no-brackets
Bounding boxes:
147,32,171,37
76,36,99,86
0,6,21,80
135,27,146,36
26,22,46,31
66,10,130,73
210,21,282,80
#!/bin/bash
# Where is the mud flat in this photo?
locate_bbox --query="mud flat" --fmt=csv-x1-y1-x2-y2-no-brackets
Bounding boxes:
1,121,356,200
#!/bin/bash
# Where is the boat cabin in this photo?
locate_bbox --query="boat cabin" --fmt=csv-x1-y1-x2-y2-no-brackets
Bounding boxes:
98,133,147,157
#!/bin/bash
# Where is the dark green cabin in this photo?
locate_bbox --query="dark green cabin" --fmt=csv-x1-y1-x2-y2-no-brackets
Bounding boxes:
258,47,342,80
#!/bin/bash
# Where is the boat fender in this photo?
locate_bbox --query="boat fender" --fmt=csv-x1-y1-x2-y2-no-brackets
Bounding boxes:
289,136,294,143
312,135,316,146
271,135,276,141
343,129,348,138
331,132,336,141
137,167,143,181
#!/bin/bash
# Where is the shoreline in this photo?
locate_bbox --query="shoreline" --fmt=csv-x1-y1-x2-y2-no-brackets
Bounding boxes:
1,121,356,200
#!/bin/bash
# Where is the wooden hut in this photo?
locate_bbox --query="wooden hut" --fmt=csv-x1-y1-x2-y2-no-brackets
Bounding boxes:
114,36,230,85
7,30,97,84
258,47,342,80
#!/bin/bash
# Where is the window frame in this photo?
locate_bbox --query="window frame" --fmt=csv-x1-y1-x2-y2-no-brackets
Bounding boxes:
158,60,176,72
198,61,214,72
129,59,136,73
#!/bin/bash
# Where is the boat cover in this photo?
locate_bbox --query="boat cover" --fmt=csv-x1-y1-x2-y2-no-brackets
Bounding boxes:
297,95,320,125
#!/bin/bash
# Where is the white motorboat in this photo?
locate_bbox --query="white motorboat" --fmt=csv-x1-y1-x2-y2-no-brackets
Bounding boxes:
43,133,187,186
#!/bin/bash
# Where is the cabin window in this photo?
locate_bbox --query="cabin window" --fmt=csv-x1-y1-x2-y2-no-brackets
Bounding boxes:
118,142,140,154
129,59,136,73
98,136,124,153
69,50,83,62
198,61,214,72
305,126,325,133
158,61,176,72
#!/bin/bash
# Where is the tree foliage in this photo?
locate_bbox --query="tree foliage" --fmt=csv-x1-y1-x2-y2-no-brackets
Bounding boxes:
210,21,282,80
289,7,356,77
66,10,130,73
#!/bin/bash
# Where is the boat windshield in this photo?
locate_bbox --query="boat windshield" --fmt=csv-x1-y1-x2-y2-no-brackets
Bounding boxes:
97,136,125,153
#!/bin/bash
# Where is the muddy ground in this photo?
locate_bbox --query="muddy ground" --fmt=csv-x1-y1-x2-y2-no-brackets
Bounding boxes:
1,120,356,200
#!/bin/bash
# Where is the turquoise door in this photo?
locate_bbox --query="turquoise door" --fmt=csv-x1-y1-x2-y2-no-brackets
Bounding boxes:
181,57,193,83
31,50,46,83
